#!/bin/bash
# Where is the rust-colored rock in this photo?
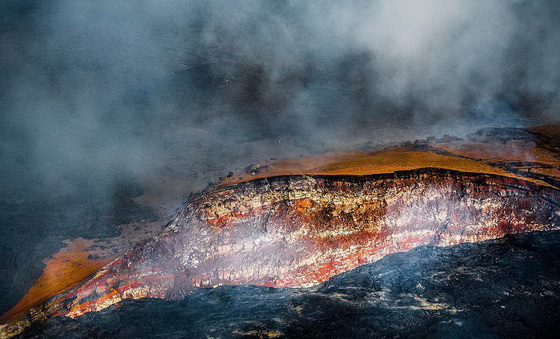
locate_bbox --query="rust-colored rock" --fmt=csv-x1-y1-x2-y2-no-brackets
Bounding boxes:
2,169,560,337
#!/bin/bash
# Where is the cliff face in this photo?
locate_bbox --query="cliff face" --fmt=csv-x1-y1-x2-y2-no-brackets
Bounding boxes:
22,230,560,338
3,169,560,336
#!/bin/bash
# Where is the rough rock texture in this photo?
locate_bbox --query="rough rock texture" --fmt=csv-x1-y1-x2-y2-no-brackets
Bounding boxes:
3,169,560,337
18,230,560,338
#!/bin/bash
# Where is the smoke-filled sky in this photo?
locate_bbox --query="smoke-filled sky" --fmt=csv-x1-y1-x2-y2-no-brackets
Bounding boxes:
2,0,560,193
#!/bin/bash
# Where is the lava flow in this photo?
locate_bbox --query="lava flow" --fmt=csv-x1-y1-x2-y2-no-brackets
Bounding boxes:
2,167,560,337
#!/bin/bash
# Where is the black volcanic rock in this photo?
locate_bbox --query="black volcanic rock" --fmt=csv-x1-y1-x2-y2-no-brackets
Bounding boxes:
20,230,560,338
465,127,544,144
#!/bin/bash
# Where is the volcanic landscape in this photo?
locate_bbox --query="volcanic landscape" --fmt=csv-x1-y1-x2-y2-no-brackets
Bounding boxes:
2,125,560,338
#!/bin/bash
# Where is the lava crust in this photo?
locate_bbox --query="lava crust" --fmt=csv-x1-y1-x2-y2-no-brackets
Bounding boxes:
2,168,560,337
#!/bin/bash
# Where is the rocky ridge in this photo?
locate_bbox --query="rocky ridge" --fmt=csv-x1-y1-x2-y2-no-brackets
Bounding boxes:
2,168,559,337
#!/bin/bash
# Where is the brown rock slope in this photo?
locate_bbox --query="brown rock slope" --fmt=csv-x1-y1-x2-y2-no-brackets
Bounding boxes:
219,126,560,188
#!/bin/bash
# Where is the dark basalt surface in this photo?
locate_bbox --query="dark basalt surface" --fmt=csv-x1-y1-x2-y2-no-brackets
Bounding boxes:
20,230,560,338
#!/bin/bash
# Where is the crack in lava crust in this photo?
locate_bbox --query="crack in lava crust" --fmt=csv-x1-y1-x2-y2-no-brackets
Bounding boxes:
2,168,560,337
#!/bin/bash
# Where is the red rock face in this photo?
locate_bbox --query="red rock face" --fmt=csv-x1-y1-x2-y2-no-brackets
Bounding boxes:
4,169,560,335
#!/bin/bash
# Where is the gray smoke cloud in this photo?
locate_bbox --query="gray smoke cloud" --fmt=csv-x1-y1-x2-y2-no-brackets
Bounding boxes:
2,1,559,190
0,0,559,312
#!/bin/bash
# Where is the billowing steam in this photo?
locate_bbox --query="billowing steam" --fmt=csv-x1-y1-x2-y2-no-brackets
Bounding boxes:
2,0,560,189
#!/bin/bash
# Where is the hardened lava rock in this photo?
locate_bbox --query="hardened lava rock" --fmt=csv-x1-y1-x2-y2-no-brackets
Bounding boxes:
3,168,560,337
